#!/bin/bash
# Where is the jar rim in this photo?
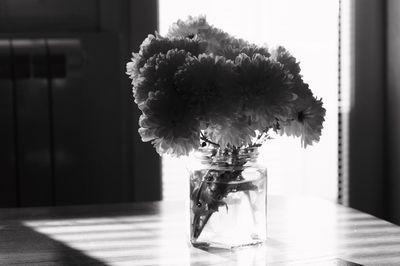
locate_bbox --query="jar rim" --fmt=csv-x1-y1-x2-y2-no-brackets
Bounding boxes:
194,146,259,157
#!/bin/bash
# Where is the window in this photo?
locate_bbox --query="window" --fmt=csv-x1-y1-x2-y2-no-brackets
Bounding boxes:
159,0,339,202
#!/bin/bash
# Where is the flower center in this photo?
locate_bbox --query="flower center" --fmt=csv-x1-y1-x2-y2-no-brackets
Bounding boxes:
297,111,305,123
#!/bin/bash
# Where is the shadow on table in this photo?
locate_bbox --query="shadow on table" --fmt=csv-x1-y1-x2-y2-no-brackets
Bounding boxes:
0,221,108,265
0,203,166,265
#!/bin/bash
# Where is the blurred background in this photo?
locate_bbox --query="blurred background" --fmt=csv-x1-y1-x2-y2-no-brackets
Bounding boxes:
1,0,400,226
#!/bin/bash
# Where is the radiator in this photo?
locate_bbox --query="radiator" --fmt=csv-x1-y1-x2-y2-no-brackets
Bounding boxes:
0,35,127,207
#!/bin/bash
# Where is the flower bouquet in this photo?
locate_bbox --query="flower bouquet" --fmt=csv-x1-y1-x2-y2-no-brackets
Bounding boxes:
126,16,325,248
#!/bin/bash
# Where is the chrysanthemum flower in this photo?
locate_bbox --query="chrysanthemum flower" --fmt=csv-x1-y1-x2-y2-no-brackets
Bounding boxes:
126,53,141,80
127,16,326,157
221,45,271,61
133,49,192,104
204,115,256,148
167,15,210,39
126,34,206,83
175,54,239,118
234,53,292,101
167,15,248,55
139,34,206,64
234,53,295,129
138,91,200,156
270,46,301,76
279,97,326,147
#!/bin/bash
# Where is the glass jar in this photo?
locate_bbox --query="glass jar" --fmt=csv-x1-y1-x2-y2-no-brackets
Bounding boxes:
187,146,267,249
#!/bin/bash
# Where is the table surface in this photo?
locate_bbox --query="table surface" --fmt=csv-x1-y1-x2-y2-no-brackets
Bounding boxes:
0,196,399,266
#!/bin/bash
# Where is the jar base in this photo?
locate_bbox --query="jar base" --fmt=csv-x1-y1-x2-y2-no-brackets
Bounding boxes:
191,238,265,250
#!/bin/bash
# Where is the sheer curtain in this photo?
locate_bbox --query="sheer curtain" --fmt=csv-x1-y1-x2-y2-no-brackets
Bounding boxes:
159,0,339,202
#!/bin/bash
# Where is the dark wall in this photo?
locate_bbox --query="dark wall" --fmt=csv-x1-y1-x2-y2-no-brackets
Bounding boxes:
348,0,400,225
348,0,386,219
0,0,161,207
387,0,400,224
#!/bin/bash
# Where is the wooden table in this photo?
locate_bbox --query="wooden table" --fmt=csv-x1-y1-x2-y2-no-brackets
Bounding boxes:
0,196,400,265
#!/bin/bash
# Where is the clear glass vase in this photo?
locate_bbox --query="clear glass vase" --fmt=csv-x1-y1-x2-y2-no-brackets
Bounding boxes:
187,146,267,249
